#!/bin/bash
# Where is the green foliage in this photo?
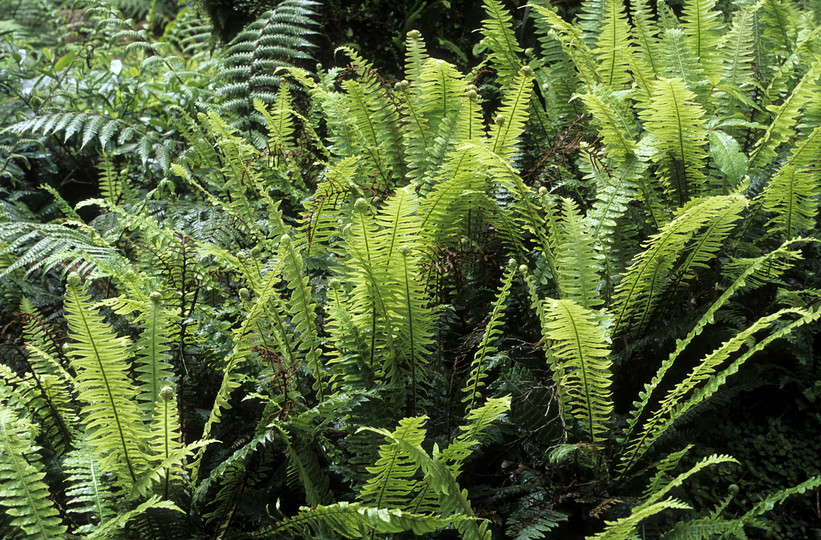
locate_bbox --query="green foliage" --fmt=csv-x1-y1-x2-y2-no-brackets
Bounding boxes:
0,0,819,538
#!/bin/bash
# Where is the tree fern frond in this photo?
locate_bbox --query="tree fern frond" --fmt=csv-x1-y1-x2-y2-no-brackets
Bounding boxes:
0,402,68,540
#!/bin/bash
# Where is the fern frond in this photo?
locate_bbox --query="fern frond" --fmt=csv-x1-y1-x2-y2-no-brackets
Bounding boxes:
554,197,604,309
62,444,116,535
404,30,429,86
480,0,523,88
760,125,821,239
134,293,175,418
661,29,705,93
639,78,709,205
681,0,725,84
749,60,821,169
359,415,428,510
0,402,67,540
587,499,691,539
64,273,150,492
620,239,807,450
578,85,639,160
619,306,820,475
253,501,472,538
192,267,283,479
216,0,319,126
278,234,324,399
594,0,632,87
630,0,661,81
462,263,517,413
611,195,745,337
539,298,612,446
531,5,601,86
489,67,534,162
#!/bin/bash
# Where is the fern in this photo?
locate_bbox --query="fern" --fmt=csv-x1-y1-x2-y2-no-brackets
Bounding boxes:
0,400,67,540
538,297,613,446
479,0,524,88
134,292,175,417
760,125,821,239
216,0,319,128
462,262,517,413
611,194,746,337
681,0,725,85
594,0,632,87
62,444,116,535
639,78,709,205
64,272,151,493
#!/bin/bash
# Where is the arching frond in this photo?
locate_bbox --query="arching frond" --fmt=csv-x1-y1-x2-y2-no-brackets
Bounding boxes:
462,264,517,413
760,125,821,238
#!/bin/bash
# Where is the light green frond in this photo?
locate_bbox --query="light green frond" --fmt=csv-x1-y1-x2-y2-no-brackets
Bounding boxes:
661,29,705,93
64,273,150,491
594,0,633,87
480,0,523,88
256,501,472,538
134,293,175,418
578,86,639,160
620,240,806,449
681,0,726,84
445,396,511,473
278,234,324,400
630,0,660,81
619,307,820,475
586,499,691,539
716,2,761,115
62,444,116,535
611,195,745,336
359,416,428,510
531,5,601,86
540,298,613,446
488,67,534,162
0,404,67,540
750,60,821,169
554,197,604,309
761,125,821,239
640,77,709,204
254,88,296,155
404,30,429,86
